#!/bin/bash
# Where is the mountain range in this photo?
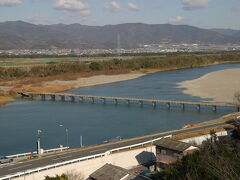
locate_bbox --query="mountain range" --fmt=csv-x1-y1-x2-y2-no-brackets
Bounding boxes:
0,21,240,49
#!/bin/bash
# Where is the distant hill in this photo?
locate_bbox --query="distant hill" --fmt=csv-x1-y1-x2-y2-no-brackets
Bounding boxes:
212,28,240,37
0,21,239,49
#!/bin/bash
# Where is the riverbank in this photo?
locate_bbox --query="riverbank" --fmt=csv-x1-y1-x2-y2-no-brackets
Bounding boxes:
1,58,240,106
178,68,240,103
0,96,14,106
0,72,145,105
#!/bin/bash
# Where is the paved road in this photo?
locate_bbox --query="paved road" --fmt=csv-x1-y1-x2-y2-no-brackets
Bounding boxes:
0,121,228,178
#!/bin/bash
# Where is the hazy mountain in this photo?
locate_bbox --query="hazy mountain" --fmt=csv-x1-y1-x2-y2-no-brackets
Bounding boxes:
212,28,240,37
0,21,239,49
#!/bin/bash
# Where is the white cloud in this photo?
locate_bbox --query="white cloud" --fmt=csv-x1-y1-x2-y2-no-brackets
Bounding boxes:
27,14,40,23
54,0,89,11
105,1,121,13
168,16,185,23
0,0,21,6
127,2,139,11
182,0,212,10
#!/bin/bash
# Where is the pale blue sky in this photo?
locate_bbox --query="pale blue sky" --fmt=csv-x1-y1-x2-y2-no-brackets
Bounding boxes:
0,0,240,29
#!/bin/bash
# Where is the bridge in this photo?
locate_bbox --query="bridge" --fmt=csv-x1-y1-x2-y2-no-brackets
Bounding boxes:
18,91,240,112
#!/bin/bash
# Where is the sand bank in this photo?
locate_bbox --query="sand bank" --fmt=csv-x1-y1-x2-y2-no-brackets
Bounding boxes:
177,68,240,103
0,73,145,105
43,73,145,89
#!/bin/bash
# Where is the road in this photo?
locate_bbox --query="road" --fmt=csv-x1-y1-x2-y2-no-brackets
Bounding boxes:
0,121,228,178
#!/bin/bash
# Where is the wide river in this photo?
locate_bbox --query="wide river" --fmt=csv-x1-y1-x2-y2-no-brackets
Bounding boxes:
1,63,240,155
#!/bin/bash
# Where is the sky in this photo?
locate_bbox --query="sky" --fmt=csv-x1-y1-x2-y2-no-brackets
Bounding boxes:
0,0,240,29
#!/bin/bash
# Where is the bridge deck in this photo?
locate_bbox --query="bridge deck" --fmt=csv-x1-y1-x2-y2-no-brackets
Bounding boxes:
18,91,237,108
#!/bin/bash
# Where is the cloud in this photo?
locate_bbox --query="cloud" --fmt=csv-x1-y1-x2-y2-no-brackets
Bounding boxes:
127,2,139,11
182,0,212,10
54,0,89,11
0,0,21,6
65,9,91,17
27,14,40,23
168,16,185,23
105,1,121,13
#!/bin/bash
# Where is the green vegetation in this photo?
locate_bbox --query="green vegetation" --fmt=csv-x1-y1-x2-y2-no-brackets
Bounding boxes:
44,174,68,180
44,170,84,180
163,132,240,180
1,53,240,79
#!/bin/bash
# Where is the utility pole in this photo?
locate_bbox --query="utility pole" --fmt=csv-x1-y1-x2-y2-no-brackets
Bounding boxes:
36,130,42,157
80,135,83,147
117,33,121,58
66,129,69,148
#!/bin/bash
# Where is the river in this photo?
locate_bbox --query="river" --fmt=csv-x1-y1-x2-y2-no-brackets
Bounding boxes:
1,63,240,155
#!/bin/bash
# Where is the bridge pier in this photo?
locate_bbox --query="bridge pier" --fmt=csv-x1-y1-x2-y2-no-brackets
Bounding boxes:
18,92,238,112
30,94,34,100
102,98,106,104
166,102,170,109
51,95,55,101
41,94,45,101
61,96,65,101
152,102,156,108
237,107,240,112
212,106,217,112
181,103,185,110
196,104,200,111
79,97,84,103
70,96,75,102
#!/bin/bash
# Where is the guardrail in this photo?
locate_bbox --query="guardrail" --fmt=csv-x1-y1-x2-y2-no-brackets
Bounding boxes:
6,147,69,159
0,135,171,180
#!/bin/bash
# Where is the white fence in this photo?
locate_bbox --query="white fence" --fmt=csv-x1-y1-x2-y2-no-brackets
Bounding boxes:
6,147,69,159
0,135,172,180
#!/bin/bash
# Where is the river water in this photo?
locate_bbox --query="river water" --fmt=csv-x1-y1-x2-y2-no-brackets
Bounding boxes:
1,63,240,155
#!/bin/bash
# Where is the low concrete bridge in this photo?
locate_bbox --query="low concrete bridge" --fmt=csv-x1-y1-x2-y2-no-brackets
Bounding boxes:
18,91,240,112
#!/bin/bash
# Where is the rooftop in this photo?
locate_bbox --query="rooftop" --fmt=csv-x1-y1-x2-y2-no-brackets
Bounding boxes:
89,163,129,180
154,138,193,152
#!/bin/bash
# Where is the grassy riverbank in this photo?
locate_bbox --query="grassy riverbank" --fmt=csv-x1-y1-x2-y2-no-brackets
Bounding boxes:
0,52,240,105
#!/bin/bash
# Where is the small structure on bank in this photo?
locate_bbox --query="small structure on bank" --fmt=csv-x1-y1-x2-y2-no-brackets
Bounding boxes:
154,138,199,170
86,163,151,180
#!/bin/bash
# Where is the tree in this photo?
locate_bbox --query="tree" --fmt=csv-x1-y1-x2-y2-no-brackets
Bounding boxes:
44,170,84,180
44,174,68,180
163,137,240,180
233,91,240,109
65,170,84,180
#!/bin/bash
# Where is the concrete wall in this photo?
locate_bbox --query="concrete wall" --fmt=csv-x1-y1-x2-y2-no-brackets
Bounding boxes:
180,130,228,145
13,146,156,180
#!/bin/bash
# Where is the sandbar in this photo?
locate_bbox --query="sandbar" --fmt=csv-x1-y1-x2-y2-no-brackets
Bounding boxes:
177,68,240,103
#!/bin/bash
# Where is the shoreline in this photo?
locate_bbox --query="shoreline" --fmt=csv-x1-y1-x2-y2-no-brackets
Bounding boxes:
0,72,146,106
1,60,240,106
177,68,240,103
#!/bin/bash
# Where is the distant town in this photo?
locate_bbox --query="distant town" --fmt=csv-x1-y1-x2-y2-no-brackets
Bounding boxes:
1,43,240,56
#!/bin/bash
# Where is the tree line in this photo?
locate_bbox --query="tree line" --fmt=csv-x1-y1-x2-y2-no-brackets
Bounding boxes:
1,53,240,79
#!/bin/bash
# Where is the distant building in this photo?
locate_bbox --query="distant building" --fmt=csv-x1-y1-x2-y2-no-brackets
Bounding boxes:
86,163,151,180
154,138,199,170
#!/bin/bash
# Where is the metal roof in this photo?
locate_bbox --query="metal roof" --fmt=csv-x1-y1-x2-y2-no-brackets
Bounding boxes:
89,163,129,180
154,138,192,152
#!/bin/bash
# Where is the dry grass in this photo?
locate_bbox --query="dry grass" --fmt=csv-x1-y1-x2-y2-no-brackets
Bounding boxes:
172,124,234,140
0,96,14,106
0,69,137,104
12,85,72,93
